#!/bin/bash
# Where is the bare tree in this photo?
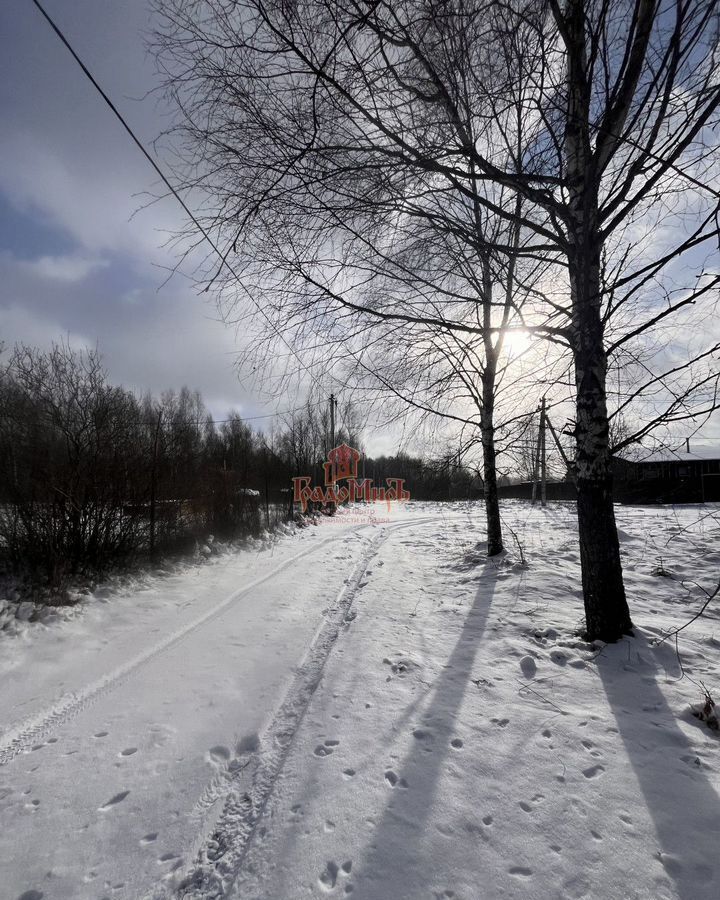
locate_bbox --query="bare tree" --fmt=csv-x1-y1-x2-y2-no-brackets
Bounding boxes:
152,0,566,557
0,344,146,585
152,0,720,640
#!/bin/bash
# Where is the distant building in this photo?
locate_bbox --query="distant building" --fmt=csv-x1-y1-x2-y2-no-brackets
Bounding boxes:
614,445,720,503
497,443,720,504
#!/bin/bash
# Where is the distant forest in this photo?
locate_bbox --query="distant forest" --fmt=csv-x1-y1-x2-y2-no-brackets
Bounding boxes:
0,343,478,594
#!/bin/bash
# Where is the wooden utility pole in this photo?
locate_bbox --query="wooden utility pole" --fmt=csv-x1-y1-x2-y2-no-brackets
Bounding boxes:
531,409,541,504
531,398,547,506
329,393,337,484
546,414,572,478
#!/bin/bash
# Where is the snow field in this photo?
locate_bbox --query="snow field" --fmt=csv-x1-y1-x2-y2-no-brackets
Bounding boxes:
224,503,720,900
1,501,719,900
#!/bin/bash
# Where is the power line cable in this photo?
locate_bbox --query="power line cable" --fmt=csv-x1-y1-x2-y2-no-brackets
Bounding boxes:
29,0,346,408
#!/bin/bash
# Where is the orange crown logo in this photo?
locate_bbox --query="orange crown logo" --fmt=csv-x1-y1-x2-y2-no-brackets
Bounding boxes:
324,443,361,484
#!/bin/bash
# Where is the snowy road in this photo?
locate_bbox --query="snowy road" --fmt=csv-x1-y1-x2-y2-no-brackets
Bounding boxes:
3,502,720,900
1,510,427,900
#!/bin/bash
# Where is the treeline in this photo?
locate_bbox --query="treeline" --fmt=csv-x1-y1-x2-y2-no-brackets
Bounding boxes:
0,344,283,590
0,344,476,597
362,455,479,501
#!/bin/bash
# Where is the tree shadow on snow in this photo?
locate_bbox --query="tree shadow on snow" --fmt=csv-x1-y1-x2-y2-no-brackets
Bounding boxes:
596,632,720,900
351,558,502,900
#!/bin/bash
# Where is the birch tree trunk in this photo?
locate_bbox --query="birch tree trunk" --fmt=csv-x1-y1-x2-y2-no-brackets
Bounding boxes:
481,354,503,556
569,248,633,640
564,0,633,641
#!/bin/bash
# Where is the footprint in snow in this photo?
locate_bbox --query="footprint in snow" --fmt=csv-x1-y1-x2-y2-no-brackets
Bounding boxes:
93,732,109,739
384,657,417,677
384,770,408,788
450,738,464,749
17,891,44,900
582,764,605,779
314,740,339,757
236,733,260,754
519,794,544,813
208,745,231,764
140,833,158,845
319,862,339,891
319,861,353,892
519,656,537,678
491,717,510,728
119,748,137,757
99,790,130,810
509,866,533,877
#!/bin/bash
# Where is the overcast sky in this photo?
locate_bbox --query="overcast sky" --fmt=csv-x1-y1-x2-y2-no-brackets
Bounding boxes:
1,1,716,460
0,0,293,427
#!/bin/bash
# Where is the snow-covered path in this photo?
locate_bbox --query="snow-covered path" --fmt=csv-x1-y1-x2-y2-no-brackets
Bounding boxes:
2,502,720,900
0,510,423,900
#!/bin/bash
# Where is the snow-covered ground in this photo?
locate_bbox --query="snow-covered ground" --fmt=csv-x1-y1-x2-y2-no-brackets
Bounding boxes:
2,502,719,900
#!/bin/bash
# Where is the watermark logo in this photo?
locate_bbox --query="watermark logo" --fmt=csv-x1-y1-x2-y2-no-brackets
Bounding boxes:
292,442,410,513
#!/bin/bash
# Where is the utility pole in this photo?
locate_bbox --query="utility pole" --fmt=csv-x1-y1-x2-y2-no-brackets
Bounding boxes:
546,414,572,478
329,393,336,484
531,408,541,504
531,397,547,506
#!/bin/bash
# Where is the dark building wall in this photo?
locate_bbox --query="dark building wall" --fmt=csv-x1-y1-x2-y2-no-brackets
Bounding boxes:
498,462,720,505
612,456,720,503
498,481,578,501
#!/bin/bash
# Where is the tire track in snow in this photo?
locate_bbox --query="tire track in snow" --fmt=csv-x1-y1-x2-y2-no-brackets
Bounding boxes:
148,518,431,900
0,528,370,767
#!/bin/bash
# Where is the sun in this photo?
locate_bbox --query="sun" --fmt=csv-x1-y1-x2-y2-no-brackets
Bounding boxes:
503,329,531,356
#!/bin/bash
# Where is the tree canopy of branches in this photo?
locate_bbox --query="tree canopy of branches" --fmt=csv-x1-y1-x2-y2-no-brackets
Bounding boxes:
153,0,720,641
